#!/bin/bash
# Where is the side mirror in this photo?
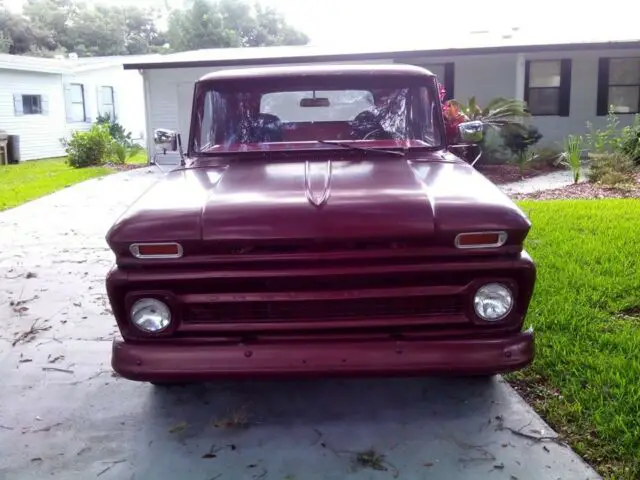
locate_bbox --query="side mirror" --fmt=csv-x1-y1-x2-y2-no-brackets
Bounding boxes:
457,121,484,144
154,128,178,153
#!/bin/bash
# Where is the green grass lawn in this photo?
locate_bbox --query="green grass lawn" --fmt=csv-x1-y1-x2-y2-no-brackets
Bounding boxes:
509,199,640,479
0,152,148,212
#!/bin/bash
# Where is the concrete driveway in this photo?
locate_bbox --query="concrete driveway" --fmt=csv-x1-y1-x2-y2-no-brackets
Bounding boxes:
0,167,599,480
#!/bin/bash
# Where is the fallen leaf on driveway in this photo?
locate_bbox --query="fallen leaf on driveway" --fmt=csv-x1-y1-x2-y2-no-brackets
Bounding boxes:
168,422,188,434
42,367,74,374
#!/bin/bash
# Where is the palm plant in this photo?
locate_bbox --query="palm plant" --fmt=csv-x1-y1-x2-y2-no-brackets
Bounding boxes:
563,135,584,184
449,96,531,133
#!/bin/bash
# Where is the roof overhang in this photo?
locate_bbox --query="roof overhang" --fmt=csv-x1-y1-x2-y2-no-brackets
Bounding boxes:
123,40,640,71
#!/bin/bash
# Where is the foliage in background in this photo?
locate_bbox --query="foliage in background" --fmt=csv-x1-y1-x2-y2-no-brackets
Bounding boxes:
619,114,640,165
585,107,623,154
0,0,308,57
448,96,531,133
96,113,134,148
438,84,540,168
563,134,583,184
63,123,114,168
167,0,308,51
587,152,637,186
499,124,542,176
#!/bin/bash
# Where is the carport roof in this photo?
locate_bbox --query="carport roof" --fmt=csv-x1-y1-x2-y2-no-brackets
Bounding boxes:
123,31,640,70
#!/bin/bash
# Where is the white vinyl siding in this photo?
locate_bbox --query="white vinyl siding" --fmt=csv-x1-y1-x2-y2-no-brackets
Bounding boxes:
0,71,65,160
0,66,144,161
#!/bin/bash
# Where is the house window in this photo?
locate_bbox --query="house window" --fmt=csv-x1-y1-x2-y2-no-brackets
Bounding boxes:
597,57,640,115
100,86,116,120
22,95,43,115
524,59,572,116
68,84,86,122
13,94,48,116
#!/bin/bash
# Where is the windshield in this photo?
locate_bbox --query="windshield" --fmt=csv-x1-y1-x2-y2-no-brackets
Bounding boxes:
191,77,443,154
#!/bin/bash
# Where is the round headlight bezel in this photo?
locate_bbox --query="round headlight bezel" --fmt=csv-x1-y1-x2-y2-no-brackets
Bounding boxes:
130,297,172,333
473,282,514,322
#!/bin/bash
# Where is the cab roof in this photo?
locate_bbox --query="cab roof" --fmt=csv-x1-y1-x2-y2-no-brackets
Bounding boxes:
197,64,435,83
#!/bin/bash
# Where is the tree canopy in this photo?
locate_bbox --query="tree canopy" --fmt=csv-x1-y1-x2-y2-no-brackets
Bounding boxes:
0,0,308,57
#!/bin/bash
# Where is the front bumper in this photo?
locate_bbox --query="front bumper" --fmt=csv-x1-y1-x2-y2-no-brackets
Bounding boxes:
112,329,534,382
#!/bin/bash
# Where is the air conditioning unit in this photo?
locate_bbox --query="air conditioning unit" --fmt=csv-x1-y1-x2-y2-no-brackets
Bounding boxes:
68,52,78,60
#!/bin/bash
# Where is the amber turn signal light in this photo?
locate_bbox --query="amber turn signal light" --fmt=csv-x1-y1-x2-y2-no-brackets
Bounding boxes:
129,242,183,258
454,232,507,249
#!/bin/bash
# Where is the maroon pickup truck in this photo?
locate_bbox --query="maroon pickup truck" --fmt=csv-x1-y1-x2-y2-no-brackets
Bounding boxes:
105,64,536,384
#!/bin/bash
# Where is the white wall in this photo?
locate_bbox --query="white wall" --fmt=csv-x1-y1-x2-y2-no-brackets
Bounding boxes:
143,48,640,164
64,66,146,142
0,65,146,162
0,70,67,160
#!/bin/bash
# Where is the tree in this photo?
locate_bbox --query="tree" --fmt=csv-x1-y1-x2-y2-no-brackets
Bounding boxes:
166,0,308,51
1,0,308,57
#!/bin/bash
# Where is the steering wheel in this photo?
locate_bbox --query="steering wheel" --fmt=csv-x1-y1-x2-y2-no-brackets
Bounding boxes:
363,129,384,140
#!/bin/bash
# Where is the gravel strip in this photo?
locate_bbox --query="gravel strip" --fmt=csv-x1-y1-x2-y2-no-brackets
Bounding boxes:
511,175,640,200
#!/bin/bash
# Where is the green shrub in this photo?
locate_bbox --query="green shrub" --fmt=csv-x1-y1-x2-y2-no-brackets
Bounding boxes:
585,107,622,154
112,143,128,164
64,124,114,168
478,128,513,164
619,114,640,164
96,113,134,148
588,152,636,186
502,124,543,157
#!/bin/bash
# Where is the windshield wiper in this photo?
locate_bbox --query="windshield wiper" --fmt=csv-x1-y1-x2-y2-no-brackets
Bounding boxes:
316,140,405,157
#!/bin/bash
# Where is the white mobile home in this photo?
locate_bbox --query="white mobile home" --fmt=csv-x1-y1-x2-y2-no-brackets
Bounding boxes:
0,54,152,161
124,32,640,165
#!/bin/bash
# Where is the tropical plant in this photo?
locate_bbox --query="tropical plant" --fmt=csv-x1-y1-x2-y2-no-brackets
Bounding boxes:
563,135,583,184
448,96,531,133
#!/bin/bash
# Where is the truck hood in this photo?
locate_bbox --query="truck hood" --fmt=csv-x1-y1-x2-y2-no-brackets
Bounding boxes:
106,153,530,246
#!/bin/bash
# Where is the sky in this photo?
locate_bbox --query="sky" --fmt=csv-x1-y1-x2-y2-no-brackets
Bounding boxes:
3,0,639,47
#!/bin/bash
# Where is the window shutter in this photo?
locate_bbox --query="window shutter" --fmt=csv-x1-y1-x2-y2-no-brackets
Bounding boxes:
112,88,118,121
41,95,49,115
64,83,74,122
523,61,531,106
13,94,24,116
82,85,92,123
559,59,572,117
96,85,103,118
596,58,610,116
443,62,455,101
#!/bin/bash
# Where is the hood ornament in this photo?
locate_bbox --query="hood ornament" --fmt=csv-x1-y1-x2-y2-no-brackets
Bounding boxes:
304,160,333,207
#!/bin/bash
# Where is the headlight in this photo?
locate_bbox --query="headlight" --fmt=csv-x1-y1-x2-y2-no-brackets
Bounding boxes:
473,283,513,321
130,298,171,333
